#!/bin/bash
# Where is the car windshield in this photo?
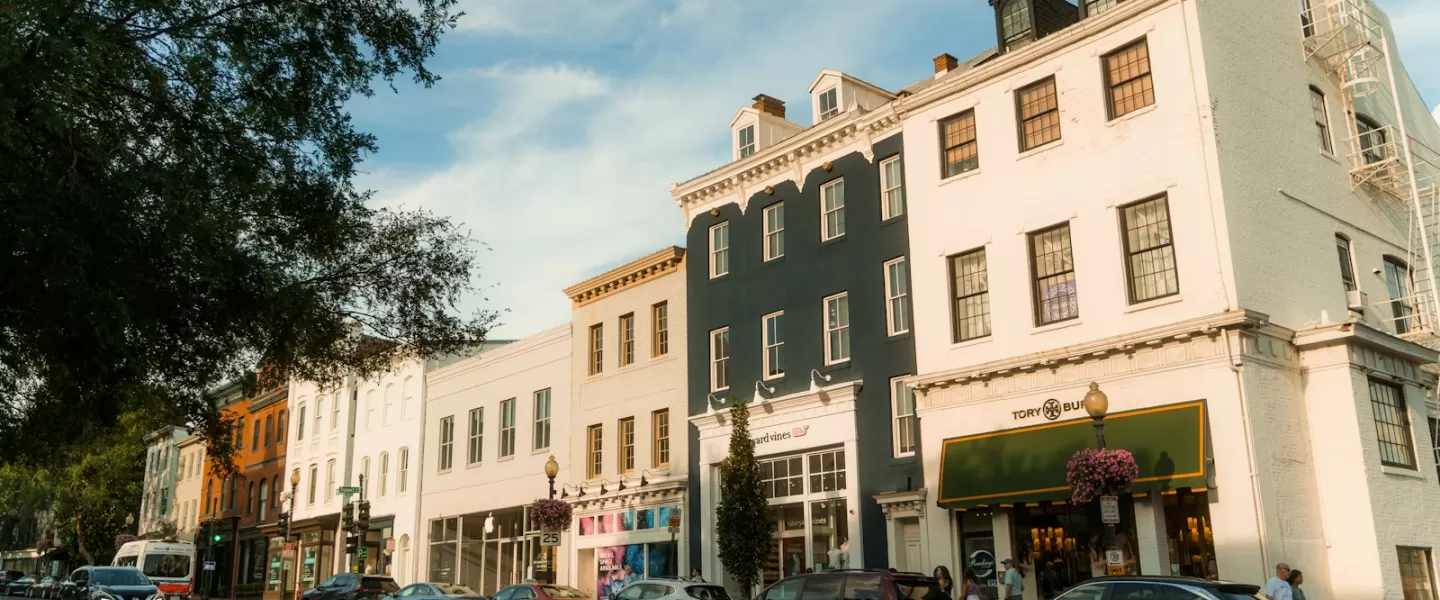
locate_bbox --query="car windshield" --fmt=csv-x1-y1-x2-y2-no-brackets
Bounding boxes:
539,585,587,598
92,569,152,586
892,580,946,600
686,585,730,600
441,586,479,596
362,578,400,593
142,554,192,578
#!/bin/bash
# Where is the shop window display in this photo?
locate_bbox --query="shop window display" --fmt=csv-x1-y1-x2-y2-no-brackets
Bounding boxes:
1162,490,1218,579
1011,499,1139,597
955,510,998,599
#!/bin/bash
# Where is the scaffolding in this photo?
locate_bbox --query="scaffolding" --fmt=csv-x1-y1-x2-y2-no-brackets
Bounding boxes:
1302,0,1440,338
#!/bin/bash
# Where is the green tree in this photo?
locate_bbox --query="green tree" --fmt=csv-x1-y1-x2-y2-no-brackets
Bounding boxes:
0,0,494,466
716,400,771,595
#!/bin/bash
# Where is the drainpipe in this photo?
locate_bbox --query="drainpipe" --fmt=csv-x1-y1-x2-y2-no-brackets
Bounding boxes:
1221,328,1270,578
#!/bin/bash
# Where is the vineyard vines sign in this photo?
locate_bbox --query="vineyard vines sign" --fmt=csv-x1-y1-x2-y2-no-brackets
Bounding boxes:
1011,398,1084,422
754,425,810,445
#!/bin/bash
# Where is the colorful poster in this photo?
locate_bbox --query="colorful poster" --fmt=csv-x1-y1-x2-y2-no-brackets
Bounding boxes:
580,517,595,536
636,510,654,530
595,546,643,600
620,512,635,531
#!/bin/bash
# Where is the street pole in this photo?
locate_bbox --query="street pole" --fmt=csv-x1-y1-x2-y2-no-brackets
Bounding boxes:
1094,417,1117,561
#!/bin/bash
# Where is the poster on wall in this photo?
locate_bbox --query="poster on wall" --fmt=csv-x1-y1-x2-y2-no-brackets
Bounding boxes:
595,546,643,600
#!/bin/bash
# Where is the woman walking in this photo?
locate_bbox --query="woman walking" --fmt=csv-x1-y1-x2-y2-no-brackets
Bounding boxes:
1287,569,1307,600
932,566,955,598
960,569,983,600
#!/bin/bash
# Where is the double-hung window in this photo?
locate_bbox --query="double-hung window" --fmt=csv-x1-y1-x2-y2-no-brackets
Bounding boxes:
1370,378,1417,469
764,203,785,261
618,417,635,474
1357,115,1387,165
1084,0,1120,17
1030,223,1079,325
710,222,730,278
1017,77,1061,151
1311,87,1333,154
619,313,635,367
1385,256,1414,333
738,125,756,158
821,179,846,241
398,448,409,493
940,110,979,178
950,248,992,342
1336,234,1358,293
1120,195,1179,303
892,377,916,457
533,388,552,451
652,302,669,356
884,257,911,335
880,156,904,219
499,398,516,458
825,292,851,364
819,87,839,120
438,415,454,471
763,311,785,379
711,327,731,391
467,408,484,465
652,409,670,468
1103,38,1155,120
587,425,603,479
589,324,604,375
1430,417,1440,485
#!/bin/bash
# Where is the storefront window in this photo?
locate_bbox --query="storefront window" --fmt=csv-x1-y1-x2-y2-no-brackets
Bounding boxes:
430,508,539,595
765,504,806,585
1163,491,1218,579
750,446,852,589
1011,499,1139,597
809,499,849,571
807,450,846,493
430,517,458,583
267,537,283,593
956,510,997,599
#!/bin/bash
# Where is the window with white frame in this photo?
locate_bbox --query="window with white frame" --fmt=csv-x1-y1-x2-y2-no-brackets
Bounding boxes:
1336,234,1358,293
379,452,389,496
880,156,904,220
589,323,604,375
825,292,851,364
821,179,846,241
314,398,323,437
950,248,992,342
325,460,335,502
1311,86,1333,154
398,447,409,493
819,87,839,121
738,125,756,158
383,383,395,426
760,455,804,499
438,416,454,471
331,391,340,432
467,407,483,465
884,257,911,335
500,398,516,458
710,222,730,278
307,465,317,505
764,202,785,261
533,388,552,451
763,311,785,379
711,327,731,391
891,377,916,457
365,390,376,431
297,405,306,441
619,313,635,367
361,456,371,497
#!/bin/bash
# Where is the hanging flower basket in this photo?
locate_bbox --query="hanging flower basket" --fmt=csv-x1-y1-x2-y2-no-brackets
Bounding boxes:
530,498,573,531
1066,448,1140,505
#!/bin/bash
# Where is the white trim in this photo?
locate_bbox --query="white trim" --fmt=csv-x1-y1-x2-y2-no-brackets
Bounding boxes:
884,257,911,336
824,292,852,365
709,221,730,278
499,397,517,458
763,311,786,380
466,406,484,466
879,155,905,220
711,326,731,392
764,202,785,262
891,376,916,458
821,180,846,242
819,87,840,121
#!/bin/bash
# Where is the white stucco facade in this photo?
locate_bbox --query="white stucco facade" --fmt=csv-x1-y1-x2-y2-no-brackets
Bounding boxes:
562,247,690,597
140,426,191,537
417,325,574,594
350,359,427,583
174,433,208,541
895,0,1440,598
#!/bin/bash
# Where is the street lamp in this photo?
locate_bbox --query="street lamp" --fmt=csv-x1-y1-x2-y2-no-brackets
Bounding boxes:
541,457,561,585
544,456,560,500
282,469,300,600
1081,382,1119,573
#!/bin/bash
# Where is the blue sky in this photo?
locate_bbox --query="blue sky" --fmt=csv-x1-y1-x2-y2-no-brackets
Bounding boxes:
353,0,1440,339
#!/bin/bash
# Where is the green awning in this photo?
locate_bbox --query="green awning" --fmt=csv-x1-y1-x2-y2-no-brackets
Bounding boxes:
937,401,1208,509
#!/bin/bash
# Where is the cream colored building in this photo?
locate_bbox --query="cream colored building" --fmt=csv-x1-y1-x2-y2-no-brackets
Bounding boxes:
891,0,1440,598
561,247,689,597
174,432,208,541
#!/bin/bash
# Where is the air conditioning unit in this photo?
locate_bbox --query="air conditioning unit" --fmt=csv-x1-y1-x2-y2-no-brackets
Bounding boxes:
1347,289,1368,311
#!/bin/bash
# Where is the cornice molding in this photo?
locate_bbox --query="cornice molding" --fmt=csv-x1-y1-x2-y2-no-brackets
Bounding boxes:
569,479,687,513
563,246,687,307
874,488,927,520
670,106,902,213
690,380,862,433
1293,319,1440,366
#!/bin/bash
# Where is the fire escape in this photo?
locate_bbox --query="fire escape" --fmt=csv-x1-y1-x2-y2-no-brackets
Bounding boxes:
1302,0,1440,342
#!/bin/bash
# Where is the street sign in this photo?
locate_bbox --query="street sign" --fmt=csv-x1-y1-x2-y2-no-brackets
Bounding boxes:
202,562,216,572
1107,565,1126,576
539,529,562,547
667,508,682,528
1105,550,1123,566
358,546,369,560
338,486,361,495
1100,496,1120,524
282,548,295,560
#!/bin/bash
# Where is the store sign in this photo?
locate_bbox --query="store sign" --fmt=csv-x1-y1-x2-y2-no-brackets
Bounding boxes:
967,551,994,579
754,425,809,446
1011,398,1083,422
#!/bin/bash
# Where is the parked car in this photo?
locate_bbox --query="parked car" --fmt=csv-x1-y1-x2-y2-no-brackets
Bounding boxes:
301,574,400,600
0,573,27,591
6,577,36,597
384,583,487,600
490,584,588,600
1052,576,1264,600
615,578,730,600
59,566,159,600
754,570,943,600
27,577,57,599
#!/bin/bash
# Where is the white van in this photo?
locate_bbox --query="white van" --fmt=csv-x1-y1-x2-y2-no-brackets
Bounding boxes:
113,540,196,600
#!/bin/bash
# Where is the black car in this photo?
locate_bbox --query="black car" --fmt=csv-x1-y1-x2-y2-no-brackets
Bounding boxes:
1052,576,1264,600
59,567,160,600
302,574,400,600
384,583,487,600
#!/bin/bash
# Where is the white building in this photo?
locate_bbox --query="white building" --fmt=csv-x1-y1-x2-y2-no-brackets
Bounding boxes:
561,247,690,598
890,0,1440,598
140,426,190,537
174,432,208,541
351,359,427,582
418,326,574,595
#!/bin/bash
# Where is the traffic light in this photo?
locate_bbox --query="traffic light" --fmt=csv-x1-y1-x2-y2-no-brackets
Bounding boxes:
342,502,355,532
277,511,290,532
357,500,371,527
344,534,358,554
208,520,220,543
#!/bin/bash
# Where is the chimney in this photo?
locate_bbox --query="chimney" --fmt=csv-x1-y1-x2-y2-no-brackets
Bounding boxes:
934,53,959,76
752,94,786,119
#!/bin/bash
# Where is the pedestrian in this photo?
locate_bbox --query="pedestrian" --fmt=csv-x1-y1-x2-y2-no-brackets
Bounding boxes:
688,568,706,583
1287,569,1307,600
1000,559,1023,600
932,566,954,598
960,569,983,600
1265,563,1292,600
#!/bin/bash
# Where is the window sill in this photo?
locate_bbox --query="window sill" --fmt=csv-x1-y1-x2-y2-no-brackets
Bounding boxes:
763,373,785,382
465,461,483,470
1105,104,1157,127
938,168,982,187
1123,294,1183,313
437,468,453,475
498,455,516,463
532,447,551,456
712,387,730,395
879,214,907,228
822,360,851,372
1320,150,1341,165
708,273,729,283
1381,465,1423,479
1031,318,1082,335
1017,139,1064,161
950,335,994,350
763,255,786,265
821,235,847,247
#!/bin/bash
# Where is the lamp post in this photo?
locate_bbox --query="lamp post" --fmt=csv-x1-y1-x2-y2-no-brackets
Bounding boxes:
282,469,300,600
542,456,560,584
1082,382,1119,574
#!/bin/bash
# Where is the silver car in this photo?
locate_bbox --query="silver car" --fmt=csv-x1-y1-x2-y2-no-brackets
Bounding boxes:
613,579,731,600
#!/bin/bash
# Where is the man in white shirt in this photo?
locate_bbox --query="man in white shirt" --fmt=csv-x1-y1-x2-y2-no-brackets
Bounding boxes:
1265,562,1292,600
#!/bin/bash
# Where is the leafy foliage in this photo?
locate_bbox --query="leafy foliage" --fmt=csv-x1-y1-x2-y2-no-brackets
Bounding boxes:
716,400,770,594
0,0,493,466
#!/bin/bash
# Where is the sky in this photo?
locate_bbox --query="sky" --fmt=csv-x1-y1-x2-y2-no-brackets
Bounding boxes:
352,0,1440,340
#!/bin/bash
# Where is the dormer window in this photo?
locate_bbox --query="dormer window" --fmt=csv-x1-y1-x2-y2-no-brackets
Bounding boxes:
1000,0,1033,52
738,125,756,158
819,87,840,121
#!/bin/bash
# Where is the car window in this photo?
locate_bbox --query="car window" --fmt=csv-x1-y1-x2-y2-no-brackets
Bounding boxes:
638,584,667,600
538,586,587,599
891,579,945,600
493,588,516,600
92,569,151,586
514,587,536,600
616,585,645,600
1054,584,1106,600
1161,585,1209,600
70,570,87,585
1110,582,1161,600
842,575,882,600
764,579,804,600
686,585,730,600
798,576,843,600
362,578,400,593
441,586,479,596
143,554,192,578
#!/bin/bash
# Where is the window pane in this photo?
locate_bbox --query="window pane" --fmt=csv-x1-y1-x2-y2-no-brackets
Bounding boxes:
1030,225,1079,324
1312,88,1333,153
881,157,905,219
1370,379,1417,468
950,249,992,341
765,203,785,260
1105,40,1154,119
1121,196,1179,303
940,111,979,178
1398,547,1437,600
886,259,911,335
